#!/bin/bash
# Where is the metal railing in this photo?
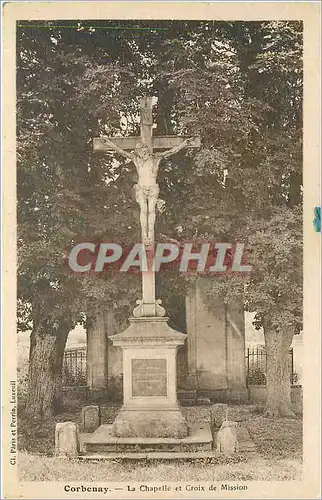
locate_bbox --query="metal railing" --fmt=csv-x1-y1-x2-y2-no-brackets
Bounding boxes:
245,347,295,386
62,346,297,388
62,347,87,387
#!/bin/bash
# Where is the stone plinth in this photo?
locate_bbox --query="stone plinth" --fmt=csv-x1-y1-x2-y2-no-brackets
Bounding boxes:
83,423,212,454
113,408,187,438
109,316,188,438
55,422,80,457
80,405,100,433
216,421,239,453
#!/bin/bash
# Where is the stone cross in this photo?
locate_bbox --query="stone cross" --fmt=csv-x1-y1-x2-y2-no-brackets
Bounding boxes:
93,97,200,316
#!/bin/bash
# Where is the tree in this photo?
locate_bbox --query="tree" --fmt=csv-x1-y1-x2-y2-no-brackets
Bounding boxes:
150,21,302,416
17,20,303,418
238,21,302,416
17,21,143,417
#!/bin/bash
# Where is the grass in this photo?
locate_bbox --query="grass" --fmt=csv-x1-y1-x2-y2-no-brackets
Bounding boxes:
18,453,302,482
246,414,302,460
18,404,303,482
228,404,303,460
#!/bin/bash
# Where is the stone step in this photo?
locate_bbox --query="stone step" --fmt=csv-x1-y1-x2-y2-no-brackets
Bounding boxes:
79,451,219,461
82,423,213,454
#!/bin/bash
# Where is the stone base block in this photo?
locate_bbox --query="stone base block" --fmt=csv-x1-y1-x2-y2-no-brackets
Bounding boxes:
55,422,80,457
216,421,238,453
82,423,212,454
80,451,218,460
212,424,257,454
112,408,188,438
80,405,100,433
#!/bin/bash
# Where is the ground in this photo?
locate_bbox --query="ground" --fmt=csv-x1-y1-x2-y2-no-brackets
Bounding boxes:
19,453,301,482
18,403,302,482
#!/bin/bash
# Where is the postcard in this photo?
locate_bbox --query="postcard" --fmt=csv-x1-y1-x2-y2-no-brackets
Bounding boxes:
1,2,321,498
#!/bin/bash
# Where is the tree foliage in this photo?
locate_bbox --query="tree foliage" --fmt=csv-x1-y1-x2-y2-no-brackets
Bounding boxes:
17,20,303,417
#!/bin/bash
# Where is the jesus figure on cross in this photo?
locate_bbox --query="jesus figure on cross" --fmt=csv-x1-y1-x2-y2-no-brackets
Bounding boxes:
101,136,193,245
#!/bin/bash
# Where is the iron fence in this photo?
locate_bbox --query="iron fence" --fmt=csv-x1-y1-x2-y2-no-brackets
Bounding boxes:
62,346,297,388
62,347,87,387
245,347,295,386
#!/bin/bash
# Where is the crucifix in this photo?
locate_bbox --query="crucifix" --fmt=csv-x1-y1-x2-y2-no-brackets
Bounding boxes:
93,96,200,316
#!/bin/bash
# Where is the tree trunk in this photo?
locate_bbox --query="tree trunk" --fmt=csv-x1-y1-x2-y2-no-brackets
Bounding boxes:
24,322,69,419
264,327,296,417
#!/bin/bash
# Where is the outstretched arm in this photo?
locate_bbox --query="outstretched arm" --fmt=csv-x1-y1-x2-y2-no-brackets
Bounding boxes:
100,136,133,160
159,138,191,159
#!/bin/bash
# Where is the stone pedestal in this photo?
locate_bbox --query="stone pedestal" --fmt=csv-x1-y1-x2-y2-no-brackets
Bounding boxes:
109,316,188,438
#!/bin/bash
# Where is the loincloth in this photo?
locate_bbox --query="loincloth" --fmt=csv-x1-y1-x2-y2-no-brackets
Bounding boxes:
134,184,159,202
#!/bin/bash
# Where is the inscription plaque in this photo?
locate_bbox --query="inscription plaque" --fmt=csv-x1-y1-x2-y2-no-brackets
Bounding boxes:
132,359,167,397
